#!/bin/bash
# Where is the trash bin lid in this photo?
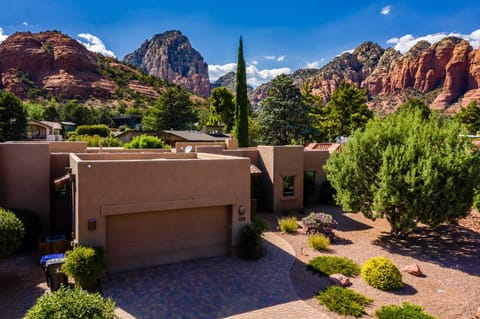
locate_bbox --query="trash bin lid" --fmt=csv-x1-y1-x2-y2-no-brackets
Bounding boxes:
40,253,65,265
45,257,65,267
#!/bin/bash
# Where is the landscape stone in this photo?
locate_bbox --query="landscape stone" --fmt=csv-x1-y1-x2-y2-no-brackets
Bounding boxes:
329,273,351,286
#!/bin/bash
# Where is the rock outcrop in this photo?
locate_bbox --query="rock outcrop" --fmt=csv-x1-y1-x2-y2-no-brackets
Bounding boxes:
251,37,480,113
211,71,254,96
124,30,210,96
0,31,162,101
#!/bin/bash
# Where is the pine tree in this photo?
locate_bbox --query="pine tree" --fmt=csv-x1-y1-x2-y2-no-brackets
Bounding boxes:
235,37,249,147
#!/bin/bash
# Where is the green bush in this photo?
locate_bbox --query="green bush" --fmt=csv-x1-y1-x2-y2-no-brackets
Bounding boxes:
68,134,121,147
10,209,42,250
24,286,118,319
308,234,330,251
75,124,111,137
123,135,169,149
278,216,298,233
239,216,269,260
361,256,403,291
375,302,436,319
316,286,373,317
0,208,25,258
62,246,106,290
307,256,360,276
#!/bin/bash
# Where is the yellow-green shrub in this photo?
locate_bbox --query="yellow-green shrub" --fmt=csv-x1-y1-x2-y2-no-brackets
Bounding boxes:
308,234,330,251
278,217,298,233
361,256,403,291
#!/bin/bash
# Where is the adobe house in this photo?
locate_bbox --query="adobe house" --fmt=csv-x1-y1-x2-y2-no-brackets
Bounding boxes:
0,140,337,273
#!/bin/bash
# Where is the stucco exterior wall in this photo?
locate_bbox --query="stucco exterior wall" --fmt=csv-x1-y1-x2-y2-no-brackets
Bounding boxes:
257,146,304,212
0,143,51,232
70,152,251,268
304,150,331,184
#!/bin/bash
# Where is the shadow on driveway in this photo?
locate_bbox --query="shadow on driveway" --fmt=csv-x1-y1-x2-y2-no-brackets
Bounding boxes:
102,234,306,319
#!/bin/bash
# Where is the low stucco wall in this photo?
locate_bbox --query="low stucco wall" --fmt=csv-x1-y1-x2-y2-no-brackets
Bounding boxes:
70,153,251,256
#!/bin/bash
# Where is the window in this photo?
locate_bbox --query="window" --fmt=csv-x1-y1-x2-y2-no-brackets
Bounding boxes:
282,176,295,197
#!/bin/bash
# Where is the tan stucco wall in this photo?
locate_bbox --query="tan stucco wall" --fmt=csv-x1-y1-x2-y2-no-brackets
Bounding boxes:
257,146,305,212
304,150,331,184
70,152,251,269
48,141,87,153
0,143,51,232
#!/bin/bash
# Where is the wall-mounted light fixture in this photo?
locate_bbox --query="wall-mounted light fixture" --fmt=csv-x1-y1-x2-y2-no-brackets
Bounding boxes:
88,218,96,231
238,205,246,215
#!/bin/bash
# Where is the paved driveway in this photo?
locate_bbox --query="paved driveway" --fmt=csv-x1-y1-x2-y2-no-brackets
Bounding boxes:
102,232,330,319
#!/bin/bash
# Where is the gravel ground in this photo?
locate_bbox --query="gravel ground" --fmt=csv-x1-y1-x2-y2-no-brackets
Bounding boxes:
262,205,480,319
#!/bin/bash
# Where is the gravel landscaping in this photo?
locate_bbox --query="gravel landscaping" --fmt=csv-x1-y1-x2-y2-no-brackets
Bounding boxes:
261,205,480,319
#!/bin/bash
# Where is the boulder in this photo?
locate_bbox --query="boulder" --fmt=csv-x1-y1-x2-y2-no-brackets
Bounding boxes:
328,273,351,287
402,263,424,277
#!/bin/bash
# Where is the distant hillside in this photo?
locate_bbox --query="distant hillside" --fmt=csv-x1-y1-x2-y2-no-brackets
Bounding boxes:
0,31,171,106
124,30,210,97
251,38,480,113
211,71,254,95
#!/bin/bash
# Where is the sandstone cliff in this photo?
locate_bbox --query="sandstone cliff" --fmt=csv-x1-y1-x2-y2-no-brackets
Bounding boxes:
124,30,210,97
211,71,254,96
251,37,480,112
0,31,163,101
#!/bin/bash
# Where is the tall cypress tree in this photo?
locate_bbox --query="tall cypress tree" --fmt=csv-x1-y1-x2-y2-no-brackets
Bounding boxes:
235,37,249,147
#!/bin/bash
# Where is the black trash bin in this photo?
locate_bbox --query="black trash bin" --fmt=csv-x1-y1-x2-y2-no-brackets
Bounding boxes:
40,254,68,291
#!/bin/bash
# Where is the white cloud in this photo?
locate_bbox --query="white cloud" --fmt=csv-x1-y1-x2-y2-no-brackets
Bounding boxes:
208,63,237,81
265,55,276,60
22,21,28,26
381,5,391,15
277,55,286,62
387,29,480,53
77,33,116,58
306,58,325,69
209,62,290,87
0,27,9,43
251,60,258,65
246,64,291,87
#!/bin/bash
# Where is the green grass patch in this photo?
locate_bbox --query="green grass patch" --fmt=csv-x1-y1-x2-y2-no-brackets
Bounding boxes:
316,286,372,317
277,217,298,233
307,256,360,276
308,234,330,251
375,302,436,319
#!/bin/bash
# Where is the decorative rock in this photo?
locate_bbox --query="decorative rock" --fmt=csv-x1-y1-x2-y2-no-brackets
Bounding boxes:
329,273,351,287
403,263,424,277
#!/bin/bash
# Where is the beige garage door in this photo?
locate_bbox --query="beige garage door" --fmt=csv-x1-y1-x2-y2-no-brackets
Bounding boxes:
106,206,230,272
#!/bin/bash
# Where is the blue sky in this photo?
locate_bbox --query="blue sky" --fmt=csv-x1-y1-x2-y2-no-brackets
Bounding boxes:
1,1,480,87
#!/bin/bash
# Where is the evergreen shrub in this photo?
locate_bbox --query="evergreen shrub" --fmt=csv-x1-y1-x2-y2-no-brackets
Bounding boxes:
361,256,403,290
0,208,25,258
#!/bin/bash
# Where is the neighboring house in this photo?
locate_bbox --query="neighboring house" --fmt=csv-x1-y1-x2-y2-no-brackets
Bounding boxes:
60,121,77,135
0,140,337,273
112,114,143,129
26,120,63,141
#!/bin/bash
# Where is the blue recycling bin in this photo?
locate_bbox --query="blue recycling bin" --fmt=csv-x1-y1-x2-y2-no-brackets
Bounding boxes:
40,253,68,291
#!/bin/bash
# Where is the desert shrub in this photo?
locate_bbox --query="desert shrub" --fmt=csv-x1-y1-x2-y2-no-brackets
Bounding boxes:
301,212,337,239
278,216,298,233
11,208,42,250
361,256,403,291
24,286,117,319
68,134,121,147
316,286,373,317
375,302,436,319
307,256,360,276
308,234,330,251
0,208,25,258
62,246,106,289
75,124,111,137
123,135,169,149
238,216,269,260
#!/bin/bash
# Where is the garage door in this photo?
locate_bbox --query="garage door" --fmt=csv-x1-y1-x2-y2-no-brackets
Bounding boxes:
106,206,230,272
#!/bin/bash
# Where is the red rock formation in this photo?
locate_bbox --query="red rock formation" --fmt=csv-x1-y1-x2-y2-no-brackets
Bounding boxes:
250,37,480,112
0,31,165,101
